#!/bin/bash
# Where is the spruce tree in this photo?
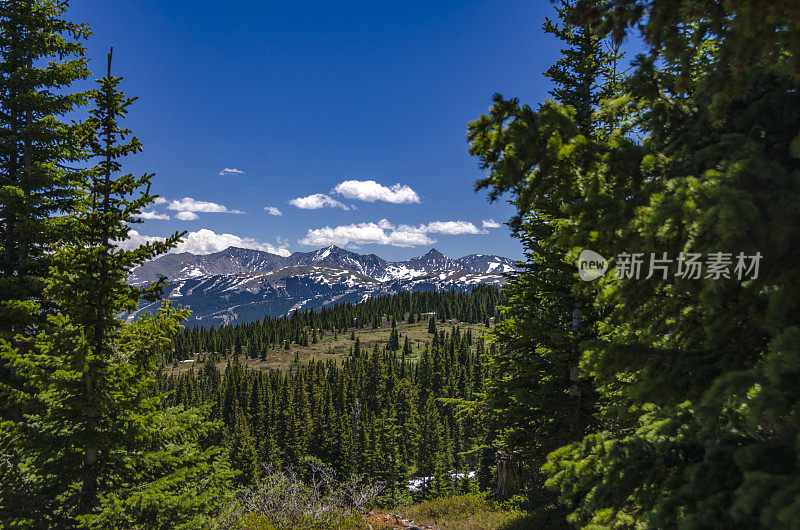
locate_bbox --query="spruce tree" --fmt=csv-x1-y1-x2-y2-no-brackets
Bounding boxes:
0,50,233,527
468,0,619,496
473,0,800,527
0,0,90,340
427,316,436,334
542,3,800,526
416,394,444,495
227,411,259,486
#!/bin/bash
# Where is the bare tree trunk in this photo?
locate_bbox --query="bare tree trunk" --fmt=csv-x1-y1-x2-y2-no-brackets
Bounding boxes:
569,302,582,438
81,373,98,512
495,451,519,497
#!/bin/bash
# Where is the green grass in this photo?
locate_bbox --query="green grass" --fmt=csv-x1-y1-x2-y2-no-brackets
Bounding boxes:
388,493,550,530
169,319,492,374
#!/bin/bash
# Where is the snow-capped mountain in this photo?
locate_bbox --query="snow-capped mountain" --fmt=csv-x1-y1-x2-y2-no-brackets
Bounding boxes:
402,248,460,273
128,246,518,325
129,247,288,284
130,245,516,285
456,254,518,274
292,246,389,278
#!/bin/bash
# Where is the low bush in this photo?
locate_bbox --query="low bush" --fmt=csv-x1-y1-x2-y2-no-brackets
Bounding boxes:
214,461,382,529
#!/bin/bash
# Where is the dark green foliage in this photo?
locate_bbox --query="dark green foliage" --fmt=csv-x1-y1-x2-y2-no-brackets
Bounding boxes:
388,327,400,352
0,50,233,528
0,0,91,341
469,0,616,496
162,289,499,500
472,0,800,528
227,411,259,486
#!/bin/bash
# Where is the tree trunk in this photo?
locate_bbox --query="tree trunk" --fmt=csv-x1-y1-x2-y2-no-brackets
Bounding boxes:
81,373,98,512
569,302,582,438
495,451,519,497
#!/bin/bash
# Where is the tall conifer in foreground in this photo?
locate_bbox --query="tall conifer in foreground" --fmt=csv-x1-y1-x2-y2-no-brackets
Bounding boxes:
540,2,800,527
468,0,619,496
0,0,91,521
0,51,233,528
473,0,800,527
0,0,90,340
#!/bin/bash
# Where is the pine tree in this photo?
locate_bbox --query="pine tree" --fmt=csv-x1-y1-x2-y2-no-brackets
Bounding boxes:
0,1,93,468
388,327,400,352
468,0,618,496
0,0,90,341
0,50,233,527
416,394,444,495
541,3,800,525
473,0,800,527
227,411,259,486
427,316,437,334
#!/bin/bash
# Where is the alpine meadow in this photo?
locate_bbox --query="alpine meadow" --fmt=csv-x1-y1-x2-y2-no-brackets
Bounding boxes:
1,1,799,529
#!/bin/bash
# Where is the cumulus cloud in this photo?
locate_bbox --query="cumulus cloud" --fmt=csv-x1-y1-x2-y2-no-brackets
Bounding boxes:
264,206,283,216
289,193,350,210
152,197,168,205
299,221,433,248
218,168,245,176
167,197,244,214
332,180,420,204
175,211,199,221
482,218,501,229
298,218,487,248
117,230,166,251
420,220,484,235
118,229,291,257
173,229,290,256
137,210,170,220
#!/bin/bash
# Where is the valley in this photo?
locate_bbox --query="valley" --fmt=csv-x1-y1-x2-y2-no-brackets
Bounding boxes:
167,317,493,374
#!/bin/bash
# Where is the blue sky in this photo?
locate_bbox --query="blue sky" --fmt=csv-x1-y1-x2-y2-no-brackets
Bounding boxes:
69,0,575,261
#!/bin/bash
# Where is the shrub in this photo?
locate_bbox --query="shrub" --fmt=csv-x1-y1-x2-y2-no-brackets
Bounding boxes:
215,462,382,529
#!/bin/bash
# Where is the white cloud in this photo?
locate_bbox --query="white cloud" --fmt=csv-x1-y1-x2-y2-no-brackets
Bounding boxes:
482,218,501,229
175,211,199,221
218,168,245,176
174,229,290,256
264,206,283,216
167,197,244,214
137,210,170,220
117,230,166,251
299,218,490,247
419,220,484,235
289,193,350,210
152,197,168,205
119,229,291,257
299,221,433,248
332,180,420,204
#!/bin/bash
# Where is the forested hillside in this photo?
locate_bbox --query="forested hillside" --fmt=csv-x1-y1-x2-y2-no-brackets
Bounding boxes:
168,286,500,363
160,290,498,503
1,0,798,529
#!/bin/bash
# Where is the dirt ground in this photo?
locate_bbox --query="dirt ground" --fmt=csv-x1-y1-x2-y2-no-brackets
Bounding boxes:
363,511,436,530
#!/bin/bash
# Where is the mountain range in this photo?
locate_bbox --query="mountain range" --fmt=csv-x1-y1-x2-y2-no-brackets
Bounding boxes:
129,246,517,326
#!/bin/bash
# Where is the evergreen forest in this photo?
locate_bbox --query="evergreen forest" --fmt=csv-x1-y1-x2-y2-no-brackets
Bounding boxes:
1,0,799,528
